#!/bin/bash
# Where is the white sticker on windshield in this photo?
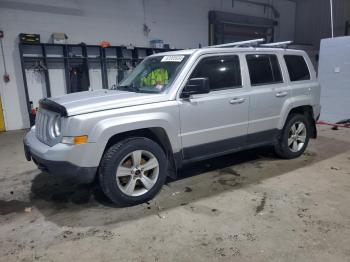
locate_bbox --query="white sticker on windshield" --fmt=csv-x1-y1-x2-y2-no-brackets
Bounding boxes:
161,55,185,62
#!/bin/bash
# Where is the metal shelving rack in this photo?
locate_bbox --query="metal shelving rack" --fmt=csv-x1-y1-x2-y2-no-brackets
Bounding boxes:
18,42,175,125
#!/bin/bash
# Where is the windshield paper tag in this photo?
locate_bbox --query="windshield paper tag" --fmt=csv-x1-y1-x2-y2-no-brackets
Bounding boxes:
161,55,185,62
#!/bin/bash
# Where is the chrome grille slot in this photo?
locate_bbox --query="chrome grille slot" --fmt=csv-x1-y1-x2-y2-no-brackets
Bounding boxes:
35,111,42,140
36,110,43,143
43,114,48,142
37,113,40,138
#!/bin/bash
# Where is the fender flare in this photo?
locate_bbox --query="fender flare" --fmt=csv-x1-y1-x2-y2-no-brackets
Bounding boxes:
89,113,181,164
278,96,313,129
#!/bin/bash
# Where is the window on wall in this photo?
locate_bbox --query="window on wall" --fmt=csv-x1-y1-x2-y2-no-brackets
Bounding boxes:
190,56,241,91
246,54,283,86
284,55,311,81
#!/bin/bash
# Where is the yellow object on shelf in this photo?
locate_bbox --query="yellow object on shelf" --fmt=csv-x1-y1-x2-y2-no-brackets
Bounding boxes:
0,96,5,132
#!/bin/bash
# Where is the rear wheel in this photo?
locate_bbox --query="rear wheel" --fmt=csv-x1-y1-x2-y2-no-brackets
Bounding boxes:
274,114,311,159
99,137,168,206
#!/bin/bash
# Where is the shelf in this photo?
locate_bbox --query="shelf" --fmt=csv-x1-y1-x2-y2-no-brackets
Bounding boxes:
19,42,178,126
22,56,144,63
23,56,44,59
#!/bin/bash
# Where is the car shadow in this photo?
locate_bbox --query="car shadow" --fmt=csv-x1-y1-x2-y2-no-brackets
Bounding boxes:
30,146,268,205
27,135,349,227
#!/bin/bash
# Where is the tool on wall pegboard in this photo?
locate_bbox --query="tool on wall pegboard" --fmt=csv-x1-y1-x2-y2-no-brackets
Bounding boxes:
0,30,10,83
142,0,151,36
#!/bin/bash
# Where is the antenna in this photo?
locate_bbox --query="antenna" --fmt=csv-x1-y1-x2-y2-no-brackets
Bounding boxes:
207,38,265,48
260,41,293,48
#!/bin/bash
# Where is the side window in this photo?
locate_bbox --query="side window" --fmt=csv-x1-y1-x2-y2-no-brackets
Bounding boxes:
246,54,283,86
284,55,311,81
190,56,241,91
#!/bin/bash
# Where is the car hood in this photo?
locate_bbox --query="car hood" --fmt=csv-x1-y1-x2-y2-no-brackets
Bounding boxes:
49,90,169,116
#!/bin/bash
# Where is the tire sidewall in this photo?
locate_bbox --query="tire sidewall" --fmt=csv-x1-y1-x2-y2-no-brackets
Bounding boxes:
100,138,168,205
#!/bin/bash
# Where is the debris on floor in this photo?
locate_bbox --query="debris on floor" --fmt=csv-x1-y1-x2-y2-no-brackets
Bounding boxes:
157,213,166,219
255,193,267,214
24,207,32,213
184,186,192,192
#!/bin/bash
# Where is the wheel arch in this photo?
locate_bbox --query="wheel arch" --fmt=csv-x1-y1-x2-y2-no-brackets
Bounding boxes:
281,105,317,138
103,127,180,178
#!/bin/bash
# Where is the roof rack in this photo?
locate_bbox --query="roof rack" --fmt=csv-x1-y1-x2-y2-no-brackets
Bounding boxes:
260,41,293,48
207,38,265,48
206,39,293,49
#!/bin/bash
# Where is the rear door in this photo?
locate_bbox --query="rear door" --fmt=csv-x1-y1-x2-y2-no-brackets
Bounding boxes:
245,53,290,145
178,54,249,160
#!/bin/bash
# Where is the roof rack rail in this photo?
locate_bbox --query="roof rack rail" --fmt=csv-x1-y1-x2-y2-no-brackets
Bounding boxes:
207,38,265,48
260,41,293,48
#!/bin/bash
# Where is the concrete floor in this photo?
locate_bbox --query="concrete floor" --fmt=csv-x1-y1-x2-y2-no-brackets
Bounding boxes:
0,125,349,262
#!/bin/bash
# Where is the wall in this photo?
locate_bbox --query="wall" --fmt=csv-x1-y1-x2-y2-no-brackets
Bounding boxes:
295,0,350,49
0,0,296,130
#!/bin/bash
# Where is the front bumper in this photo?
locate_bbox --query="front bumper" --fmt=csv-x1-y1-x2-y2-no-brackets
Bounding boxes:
24,130,97,184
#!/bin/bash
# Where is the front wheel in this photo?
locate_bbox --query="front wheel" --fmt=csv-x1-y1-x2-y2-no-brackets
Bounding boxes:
99,137,168,206
274,114,311,159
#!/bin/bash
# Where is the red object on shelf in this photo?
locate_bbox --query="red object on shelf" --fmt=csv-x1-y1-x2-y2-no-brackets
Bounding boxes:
100,41,111,48
31,108,38,115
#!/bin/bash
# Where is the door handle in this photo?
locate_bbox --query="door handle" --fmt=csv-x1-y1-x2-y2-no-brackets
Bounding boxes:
275,91,288,97
230,97,246,104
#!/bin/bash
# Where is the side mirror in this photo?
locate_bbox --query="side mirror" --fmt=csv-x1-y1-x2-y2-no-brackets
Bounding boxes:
181,77,210,99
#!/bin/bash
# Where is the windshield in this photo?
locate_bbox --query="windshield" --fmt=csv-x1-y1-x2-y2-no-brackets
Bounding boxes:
117,55,189,93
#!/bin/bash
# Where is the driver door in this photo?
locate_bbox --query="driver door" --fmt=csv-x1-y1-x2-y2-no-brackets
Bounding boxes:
179,55,249,161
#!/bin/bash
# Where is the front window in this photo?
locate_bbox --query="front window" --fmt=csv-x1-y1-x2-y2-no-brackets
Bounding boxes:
190,55,242,91
117,55,189,93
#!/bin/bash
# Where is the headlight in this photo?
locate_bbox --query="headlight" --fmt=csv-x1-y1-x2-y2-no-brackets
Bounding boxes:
50,116,61,138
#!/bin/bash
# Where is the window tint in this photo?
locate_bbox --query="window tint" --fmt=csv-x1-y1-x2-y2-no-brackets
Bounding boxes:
284,55,310,81
190,56,241,90
246,54,283,86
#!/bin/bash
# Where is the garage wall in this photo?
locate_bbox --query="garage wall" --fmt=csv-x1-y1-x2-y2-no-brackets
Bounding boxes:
0,0,296,130
295,0,350,49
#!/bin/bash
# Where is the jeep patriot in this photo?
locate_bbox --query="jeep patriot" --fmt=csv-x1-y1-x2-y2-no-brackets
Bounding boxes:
24,41,321,205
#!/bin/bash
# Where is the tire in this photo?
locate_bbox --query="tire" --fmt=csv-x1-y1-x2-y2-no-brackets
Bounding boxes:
99,137,168,206
274,114,311,159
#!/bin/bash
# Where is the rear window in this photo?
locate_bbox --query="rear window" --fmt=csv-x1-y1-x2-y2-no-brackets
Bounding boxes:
246,54,283,86
284,55,310,81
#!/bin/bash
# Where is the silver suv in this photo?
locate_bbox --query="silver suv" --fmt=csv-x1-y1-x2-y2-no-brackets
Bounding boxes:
24,40,321,205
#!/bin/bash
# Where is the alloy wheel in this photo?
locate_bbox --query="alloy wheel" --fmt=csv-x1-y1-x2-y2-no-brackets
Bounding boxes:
288,121,307,153
116,150,159,196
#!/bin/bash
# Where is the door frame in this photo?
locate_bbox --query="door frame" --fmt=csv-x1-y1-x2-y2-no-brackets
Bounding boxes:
241,51,290,145
177,52,250,161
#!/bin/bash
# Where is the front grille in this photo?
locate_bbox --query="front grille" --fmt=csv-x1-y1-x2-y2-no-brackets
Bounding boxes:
35,109,62,146
35,108,60,146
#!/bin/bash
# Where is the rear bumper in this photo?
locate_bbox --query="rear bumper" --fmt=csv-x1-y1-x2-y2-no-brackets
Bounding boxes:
24,130,97,184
